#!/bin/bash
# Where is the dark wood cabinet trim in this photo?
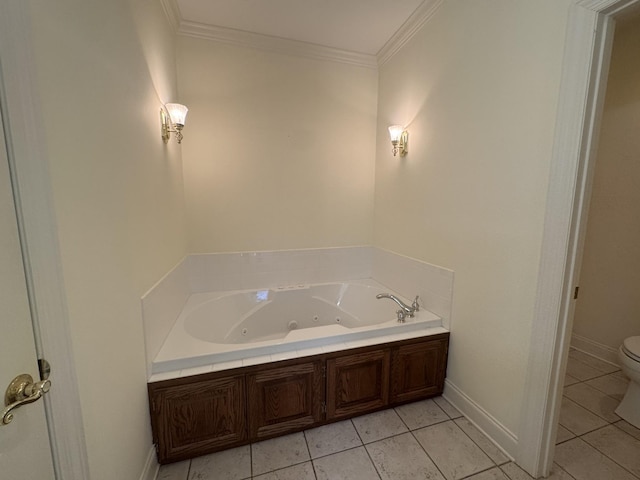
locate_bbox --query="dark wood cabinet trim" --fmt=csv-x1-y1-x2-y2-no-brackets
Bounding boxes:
148,332,449,464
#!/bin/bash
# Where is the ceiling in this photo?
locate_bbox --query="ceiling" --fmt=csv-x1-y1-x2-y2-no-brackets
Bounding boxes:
174,0,426,56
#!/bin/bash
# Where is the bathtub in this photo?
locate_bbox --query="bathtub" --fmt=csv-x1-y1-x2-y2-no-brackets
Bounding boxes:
151,279,445,377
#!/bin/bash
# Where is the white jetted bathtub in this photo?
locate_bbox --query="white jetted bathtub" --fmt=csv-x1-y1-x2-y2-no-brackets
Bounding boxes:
152,279,445,375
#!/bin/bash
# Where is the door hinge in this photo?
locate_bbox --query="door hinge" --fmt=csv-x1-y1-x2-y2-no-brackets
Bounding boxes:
38,358,51,381
574,286,580,300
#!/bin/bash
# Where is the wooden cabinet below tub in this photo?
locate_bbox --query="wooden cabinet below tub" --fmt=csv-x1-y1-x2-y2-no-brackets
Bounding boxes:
326,349,390,420
390,336,449,403
247,360,324,440
148,332,449,464
148,374,246,463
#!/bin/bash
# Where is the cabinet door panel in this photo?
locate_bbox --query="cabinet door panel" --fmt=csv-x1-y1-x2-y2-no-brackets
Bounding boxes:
248,361,323,440
390,337,448,403
326,349,389,419
149,375,246,464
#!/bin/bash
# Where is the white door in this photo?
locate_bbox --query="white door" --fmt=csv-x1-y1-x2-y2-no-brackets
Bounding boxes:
0,104,56,478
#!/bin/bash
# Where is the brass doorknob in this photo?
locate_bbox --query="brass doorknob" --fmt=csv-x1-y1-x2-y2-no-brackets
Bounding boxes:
1,373,51,426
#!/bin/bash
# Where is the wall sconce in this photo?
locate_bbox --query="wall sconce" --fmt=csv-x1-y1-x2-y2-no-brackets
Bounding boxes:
161,103,189,144
388,125,408,157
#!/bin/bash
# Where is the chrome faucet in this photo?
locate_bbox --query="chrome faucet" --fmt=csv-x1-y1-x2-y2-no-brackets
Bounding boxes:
376,293,420,318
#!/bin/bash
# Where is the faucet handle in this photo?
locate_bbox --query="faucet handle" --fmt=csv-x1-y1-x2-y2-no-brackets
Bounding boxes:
412,296,420,312
396,310,406,323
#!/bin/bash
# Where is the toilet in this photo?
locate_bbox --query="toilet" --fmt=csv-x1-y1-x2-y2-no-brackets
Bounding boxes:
616,336,640,428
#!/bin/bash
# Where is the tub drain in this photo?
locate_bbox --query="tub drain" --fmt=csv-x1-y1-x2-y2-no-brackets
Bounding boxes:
241,328,248,336
288,320,298,330
335,317,341,323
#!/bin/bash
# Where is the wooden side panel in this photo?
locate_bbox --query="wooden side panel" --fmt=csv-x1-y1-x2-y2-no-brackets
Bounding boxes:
149,375,246,464
326,349,389,420
247,361,323,440
390,337,448,404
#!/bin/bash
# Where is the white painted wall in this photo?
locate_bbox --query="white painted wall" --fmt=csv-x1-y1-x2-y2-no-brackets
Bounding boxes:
573,15,640,352
374,0,571,435
26,0,187,478
177,36,378,253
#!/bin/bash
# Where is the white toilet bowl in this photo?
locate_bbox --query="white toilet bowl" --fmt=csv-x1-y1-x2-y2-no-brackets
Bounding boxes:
616,336,640,428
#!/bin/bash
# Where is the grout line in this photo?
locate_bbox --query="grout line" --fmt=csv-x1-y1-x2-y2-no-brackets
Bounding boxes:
452,416,503,467
301,430,318,480
185,459,192,480
559,366,640,480
361,442,383,480
409,428,449,480
457,464,503,479
551,461,578,480
348,417,383,480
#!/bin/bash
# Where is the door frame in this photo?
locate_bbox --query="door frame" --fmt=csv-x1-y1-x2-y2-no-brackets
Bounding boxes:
517,0,640,476
0,2,90,478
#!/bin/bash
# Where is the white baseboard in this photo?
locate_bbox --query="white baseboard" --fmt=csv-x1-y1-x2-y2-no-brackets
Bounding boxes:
139,445,159,480
571,333,619,366
443,379,517,460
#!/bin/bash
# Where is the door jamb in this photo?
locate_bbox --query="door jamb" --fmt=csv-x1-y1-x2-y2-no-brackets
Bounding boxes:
517,0,640,476
0,2,90,479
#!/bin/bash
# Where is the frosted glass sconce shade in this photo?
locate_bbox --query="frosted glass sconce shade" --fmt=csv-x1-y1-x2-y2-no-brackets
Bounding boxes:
161,103,188,144
388,125,408,156
165,103,188,127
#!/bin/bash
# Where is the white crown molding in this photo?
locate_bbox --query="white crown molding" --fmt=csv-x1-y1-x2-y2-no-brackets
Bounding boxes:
376,0,444,66
160,0,181,32
159,0,444,68
178,21,378,68
578,0,639,14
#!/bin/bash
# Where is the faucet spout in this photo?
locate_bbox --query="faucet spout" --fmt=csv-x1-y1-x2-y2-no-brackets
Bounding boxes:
376,293,416,317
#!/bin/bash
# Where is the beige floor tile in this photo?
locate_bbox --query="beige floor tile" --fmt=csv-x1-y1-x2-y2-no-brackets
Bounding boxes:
555,438,636,480
433,396,463,419
454,417,509,465
188,445,251,480
564,374,580,387
555,425,576,444
546,464,577,479
558,397,608,435
414,420,494,480
613,370,630,381
395,398,449,430
500,462,534,479
304,420,362,459
158,460,190,480
253,462,316,480
615,419,640,441
568,350,619,374
586,373,629,401
582,424,640,477
564,383,621,422
313,446,379,480
500,462,575,480
466,467,510,480
252,432,310,476
366,432,444,480
565,358,603,381
351,409,408,444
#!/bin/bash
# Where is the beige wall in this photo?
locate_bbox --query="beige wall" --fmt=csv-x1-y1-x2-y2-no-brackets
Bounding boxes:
177,37,378,253
374,0,571,434
20,0,581,473
27,0,187,478
573,15,640,350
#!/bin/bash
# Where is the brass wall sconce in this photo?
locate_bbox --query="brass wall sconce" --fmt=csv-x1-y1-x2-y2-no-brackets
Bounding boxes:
161,103,189,144
388,125,408,157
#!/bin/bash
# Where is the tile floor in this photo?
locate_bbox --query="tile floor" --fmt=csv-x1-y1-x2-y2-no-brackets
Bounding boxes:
157,349,640,480
555,348,640,480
